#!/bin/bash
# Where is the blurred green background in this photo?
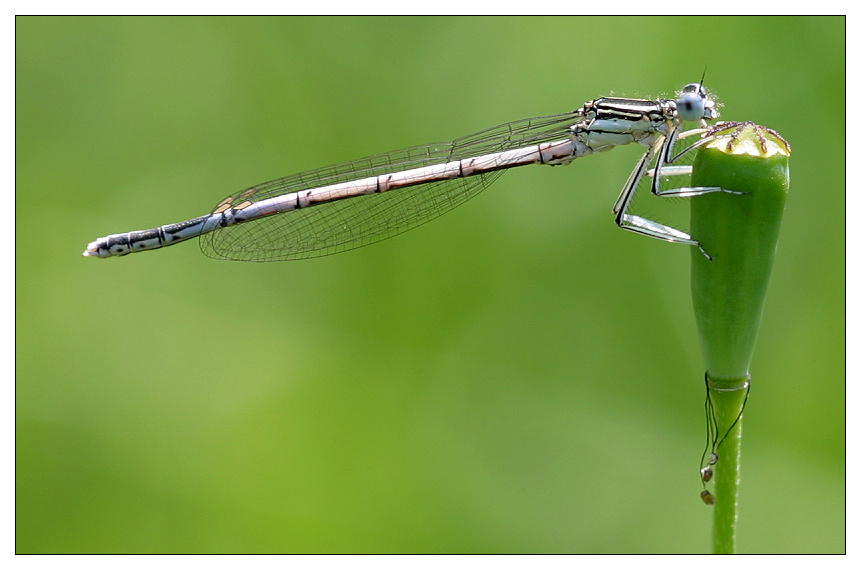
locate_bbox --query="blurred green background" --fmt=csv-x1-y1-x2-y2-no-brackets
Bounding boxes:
16,16,844,553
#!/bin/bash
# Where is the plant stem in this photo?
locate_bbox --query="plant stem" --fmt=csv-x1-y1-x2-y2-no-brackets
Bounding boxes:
688,122,790,553
708,375,748,554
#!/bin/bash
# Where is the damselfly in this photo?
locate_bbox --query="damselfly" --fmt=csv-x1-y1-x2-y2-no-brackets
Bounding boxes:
83,83,740,262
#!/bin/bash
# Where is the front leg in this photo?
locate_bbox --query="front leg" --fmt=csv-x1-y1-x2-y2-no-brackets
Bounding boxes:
650,126,746,198
613,134,715,259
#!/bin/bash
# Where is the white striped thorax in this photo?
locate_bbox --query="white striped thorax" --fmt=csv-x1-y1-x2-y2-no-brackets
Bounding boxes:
84,82,732,262
575,98,671,152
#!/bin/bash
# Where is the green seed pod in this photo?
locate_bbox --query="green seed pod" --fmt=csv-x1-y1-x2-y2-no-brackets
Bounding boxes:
690,122,791,382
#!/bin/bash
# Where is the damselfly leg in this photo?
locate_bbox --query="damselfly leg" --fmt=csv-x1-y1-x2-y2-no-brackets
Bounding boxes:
614,124,746,260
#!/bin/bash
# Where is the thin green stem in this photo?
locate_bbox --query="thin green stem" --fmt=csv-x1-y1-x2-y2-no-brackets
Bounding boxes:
708,376,748,553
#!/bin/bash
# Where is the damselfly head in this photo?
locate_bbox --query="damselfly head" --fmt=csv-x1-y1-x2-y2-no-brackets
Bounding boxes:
676,83,718,123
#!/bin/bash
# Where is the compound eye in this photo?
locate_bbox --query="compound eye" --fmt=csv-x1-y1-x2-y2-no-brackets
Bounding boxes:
677,88,706,122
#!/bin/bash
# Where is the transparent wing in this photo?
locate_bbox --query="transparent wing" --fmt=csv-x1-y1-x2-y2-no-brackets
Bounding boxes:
199,111,583,261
